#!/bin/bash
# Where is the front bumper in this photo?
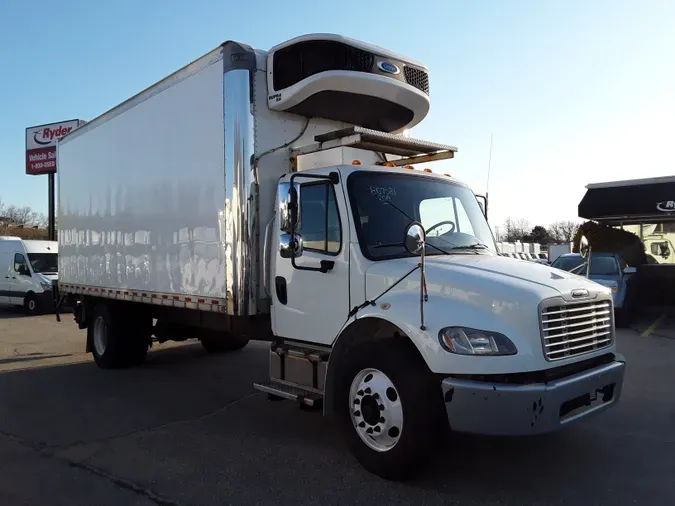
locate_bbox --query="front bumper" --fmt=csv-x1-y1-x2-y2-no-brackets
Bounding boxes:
441,357,626,436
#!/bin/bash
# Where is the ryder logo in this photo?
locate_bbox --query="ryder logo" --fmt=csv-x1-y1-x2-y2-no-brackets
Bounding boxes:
32,125,73,146
656,201,675,212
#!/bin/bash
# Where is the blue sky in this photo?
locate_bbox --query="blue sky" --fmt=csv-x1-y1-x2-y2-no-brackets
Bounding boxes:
1,0,673,231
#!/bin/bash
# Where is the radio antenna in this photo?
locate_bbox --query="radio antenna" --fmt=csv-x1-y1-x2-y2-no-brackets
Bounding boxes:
486,132,493,195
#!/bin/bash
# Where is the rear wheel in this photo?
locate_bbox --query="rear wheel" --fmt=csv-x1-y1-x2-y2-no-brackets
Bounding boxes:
336,339,446,481
199,330,249,353
89,303,149,368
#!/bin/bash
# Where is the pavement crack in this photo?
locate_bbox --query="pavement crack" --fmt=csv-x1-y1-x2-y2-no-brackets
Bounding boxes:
0,429,47,452
56,391,262,452
68,460,181,506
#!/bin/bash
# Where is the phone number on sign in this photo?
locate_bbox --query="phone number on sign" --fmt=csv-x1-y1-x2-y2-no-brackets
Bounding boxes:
31,161,56,170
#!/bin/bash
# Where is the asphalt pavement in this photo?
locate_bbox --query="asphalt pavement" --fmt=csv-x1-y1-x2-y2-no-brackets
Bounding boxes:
0,304,673,505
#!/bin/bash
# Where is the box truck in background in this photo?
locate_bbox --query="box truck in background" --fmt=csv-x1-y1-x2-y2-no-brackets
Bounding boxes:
54,34,625,480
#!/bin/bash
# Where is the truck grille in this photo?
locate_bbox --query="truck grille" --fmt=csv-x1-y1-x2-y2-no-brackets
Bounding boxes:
540,299,613,361
403,66,429,95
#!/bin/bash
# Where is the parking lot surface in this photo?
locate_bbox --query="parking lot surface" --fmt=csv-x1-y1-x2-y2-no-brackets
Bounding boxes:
1,305,673,505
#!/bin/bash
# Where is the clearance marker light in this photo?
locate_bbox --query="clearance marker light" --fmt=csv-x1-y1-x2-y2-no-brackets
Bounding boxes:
423,168,433,173
352,160,362,165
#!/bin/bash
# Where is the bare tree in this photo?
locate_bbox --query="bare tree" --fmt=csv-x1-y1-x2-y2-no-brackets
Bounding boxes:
502,217,531,242
548,220,580,243
0,198,47,228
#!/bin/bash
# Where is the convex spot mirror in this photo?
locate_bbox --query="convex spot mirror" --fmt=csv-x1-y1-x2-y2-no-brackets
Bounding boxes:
579,235,590,259
404,221,426,256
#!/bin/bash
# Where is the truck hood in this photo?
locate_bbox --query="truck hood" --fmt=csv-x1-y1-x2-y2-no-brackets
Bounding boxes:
365,253,610,300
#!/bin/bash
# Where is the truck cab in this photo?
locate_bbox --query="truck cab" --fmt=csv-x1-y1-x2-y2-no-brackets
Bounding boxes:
261,130,625,480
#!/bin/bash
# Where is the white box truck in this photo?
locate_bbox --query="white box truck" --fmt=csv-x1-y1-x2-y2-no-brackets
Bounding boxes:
1,236,58,314
54,33,626,480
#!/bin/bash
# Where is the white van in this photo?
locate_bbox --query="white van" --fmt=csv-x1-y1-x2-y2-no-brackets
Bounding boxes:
0,236,58,314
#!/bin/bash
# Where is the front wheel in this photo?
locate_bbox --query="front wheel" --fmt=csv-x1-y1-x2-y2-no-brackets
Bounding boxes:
24,293,40,315
336,340,446,481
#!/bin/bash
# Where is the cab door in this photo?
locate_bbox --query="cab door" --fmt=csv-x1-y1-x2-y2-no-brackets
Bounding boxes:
9,252,34,305
271,174,350,345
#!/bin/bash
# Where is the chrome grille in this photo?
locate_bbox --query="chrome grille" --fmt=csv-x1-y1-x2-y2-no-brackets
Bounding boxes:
540,299,613,361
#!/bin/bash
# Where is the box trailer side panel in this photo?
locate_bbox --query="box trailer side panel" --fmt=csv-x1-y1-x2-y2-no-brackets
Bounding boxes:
57,55,227,300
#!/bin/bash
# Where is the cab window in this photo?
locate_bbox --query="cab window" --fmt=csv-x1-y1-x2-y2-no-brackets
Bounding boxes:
299,183,341,254
14,253,30,274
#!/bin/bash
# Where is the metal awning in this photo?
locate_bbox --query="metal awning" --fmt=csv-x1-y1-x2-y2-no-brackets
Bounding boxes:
578,176,675,225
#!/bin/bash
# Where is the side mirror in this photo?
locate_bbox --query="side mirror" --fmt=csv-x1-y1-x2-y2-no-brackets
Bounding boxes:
279,233,303,259
579,235,590,259
404,221,426,256
624,266,637,275
278,182,301,233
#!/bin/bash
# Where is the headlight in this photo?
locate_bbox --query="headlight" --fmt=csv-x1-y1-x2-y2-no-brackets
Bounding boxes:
438,327,517,356
40,280,52,290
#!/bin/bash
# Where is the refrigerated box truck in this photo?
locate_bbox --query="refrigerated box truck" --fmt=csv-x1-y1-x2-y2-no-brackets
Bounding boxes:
54,33,626,480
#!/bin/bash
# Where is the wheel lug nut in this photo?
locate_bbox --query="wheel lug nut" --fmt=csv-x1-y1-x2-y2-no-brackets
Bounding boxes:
374,426,381,433
357,390,364,396
378,404,384,411
354,410,361,417
373,393,379,399
366,427,373,434
353,398,360,405
379,417,385,423
358,421,365,428
365,388,372,394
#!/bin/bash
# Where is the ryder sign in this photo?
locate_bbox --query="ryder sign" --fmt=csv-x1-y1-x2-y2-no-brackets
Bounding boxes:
25,119,84,175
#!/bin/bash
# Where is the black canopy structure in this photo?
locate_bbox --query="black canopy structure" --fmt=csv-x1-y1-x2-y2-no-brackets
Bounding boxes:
578,176,675,225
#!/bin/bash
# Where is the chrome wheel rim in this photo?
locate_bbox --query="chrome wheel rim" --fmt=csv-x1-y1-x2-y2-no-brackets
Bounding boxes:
93,316,108,356
27,299,36,311
349,368,403,452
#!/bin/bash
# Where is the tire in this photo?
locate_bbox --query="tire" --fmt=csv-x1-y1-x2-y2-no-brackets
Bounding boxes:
88,303,149,369
24,293,40,315
200,331,249,353
335,339,446,481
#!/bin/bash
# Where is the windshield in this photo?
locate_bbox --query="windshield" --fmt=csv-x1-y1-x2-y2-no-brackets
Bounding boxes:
347,171,497,260
552,255,619,276
27,253,58,274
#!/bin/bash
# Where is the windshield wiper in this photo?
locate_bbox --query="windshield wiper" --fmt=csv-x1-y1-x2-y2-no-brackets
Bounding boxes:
449,243,489,252
373,242,451,255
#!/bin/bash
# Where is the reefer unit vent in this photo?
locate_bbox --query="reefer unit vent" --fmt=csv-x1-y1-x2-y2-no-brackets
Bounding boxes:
266,34,430,133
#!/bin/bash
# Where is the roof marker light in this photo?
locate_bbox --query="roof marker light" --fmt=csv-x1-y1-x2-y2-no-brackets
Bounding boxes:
352,160,362,165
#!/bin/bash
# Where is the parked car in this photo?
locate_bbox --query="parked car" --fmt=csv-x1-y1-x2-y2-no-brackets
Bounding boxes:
0,236,58,314
550,252,637,327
